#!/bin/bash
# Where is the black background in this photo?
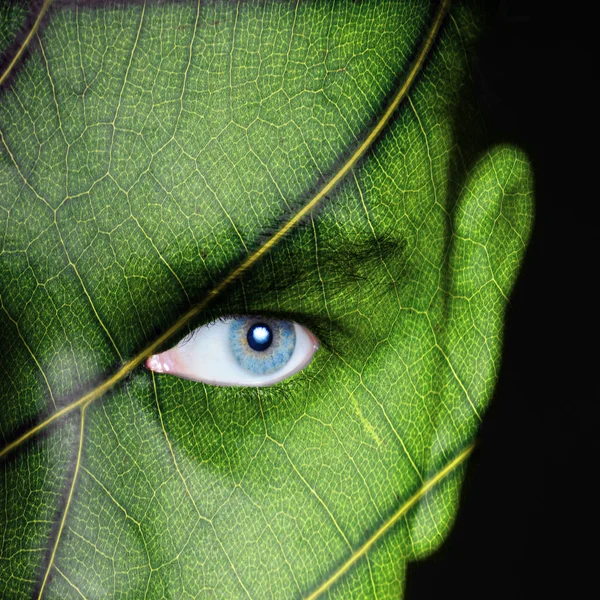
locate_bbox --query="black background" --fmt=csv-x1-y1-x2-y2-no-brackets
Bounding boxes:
407,1,591,599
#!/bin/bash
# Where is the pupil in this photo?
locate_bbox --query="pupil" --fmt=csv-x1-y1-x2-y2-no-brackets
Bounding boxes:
247,323,273,352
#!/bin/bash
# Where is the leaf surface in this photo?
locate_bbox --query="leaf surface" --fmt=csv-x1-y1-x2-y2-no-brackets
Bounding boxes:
0,1,533,598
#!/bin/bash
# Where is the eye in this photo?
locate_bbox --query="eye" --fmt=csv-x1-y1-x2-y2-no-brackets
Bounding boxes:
145,316,320,387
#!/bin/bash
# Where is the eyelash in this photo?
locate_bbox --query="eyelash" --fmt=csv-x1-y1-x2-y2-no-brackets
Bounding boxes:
177,311,345,355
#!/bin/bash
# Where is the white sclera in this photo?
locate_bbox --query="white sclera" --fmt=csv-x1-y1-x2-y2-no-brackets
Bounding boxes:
146,318,319,387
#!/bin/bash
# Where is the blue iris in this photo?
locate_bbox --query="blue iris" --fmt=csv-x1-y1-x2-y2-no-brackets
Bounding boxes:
230,318,296,375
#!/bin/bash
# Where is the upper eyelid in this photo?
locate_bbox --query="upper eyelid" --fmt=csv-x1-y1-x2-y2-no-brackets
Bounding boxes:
174,311,343,352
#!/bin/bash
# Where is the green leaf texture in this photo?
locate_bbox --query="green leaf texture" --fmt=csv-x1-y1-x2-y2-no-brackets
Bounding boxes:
0,1,533,598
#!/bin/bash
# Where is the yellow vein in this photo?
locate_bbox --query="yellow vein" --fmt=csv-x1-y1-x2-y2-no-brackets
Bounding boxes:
0,0,449,460
35,28,123,360
37,407,85,599
228,1,240,115
0,296,57,409
107,0,146,174
303,442,475,600
0,130,53,210
152,372,209,527
0,0,53,87
271,435,351,550
366,555,379,600
55,225,124,361
152,372,252,598
408,96,440,211
53,566,88,600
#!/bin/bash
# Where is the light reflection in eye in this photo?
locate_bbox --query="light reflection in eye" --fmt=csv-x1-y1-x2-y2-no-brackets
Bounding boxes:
145,316,319,387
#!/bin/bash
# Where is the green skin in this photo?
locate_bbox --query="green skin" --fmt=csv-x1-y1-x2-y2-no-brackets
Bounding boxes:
0,1,532,598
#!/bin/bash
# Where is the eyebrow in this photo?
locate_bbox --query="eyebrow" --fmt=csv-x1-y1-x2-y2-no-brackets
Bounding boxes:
166,228,406,354
202,229,409,325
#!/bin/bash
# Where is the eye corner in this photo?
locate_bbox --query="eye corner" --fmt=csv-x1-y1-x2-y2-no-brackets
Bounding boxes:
302,324,321,351
145,349,176,374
